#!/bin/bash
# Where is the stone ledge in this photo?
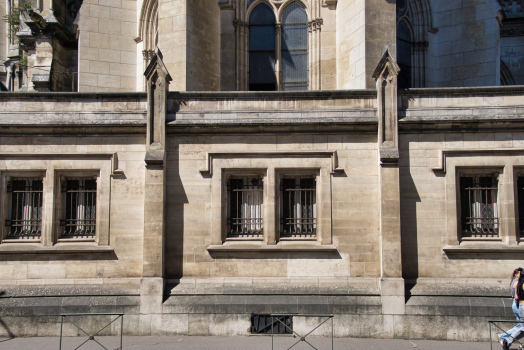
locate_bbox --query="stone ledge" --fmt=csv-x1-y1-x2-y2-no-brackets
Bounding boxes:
0,244,114,255
169,89,377,99
399,85,524,96
168,117,377,126
207,242,338,253
443,244,524,254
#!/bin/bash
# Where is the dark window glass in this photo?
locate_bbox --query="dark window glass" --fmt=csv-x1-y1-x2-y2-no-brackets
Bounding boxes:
280,176,316,238
6,178,43,239
62,178,97,238
249,3,276,91
281,2,308,91
227,176,263,238
459,174,499,238
396,20,412,89
518,176,524,235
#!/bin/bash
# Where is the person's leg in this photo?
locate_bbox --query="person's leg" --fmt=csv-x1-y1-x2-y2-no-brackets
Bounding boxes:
507,304,524,346
500,301,521,341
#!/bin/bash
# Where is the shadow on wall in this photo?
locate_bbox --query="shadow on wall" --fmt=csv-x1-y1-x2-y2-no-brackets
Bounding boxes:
399,138,421,301
0,291,15,340
165,142,188,279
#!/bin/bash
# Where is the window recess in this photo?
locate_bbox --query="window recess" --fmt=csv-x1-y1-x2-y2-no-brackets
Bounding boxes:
518,175,524,237
459,173,499,238
227,175,263,239
280,176,316,239
5,178,43,240
60,177,97,239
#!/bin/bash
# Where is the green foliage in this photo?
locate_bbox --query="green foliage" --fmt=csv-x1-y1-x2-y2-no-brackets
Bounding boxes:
2,0,33,40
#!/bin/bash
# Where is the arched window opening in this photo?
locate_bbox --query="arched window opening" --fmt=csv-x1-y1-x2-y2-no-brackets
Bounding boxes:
397,20,412,89
249,3,277,91
281,2,308,91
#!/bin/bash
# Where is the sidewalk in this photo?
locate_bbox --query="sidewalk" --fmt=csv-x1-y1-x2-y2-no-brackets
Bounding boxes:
0,336,493,350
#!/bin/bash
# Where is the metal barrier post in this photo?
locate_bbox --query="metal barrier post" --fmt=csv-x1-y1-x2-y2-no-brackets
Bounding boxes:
58,313,124,350
488,320,524,350
270,314,334,350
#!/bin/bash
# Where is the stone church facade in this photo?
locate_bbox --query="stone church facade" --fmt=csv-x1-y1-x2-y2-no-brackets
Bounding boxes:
0,0,524,341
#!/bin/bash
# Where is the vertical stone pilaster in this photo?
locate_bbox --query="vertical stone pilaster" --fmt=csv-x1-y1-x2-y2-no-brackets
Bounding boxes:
372,50,405,316
141,48,171,316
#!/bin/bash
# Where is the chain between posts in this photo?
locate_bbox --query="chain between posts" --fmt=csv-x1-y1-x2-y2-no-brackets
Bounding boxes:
270,314,334,350
59,313,124,350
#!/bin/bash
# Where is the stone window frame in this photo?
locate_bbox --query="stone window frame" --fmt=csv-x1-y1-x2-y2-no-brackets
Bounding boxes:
234,0,320,91
203,152,341,251
224,169,267,241
0,171,46,243
55,171,101,243
276,169,320,240
434,149,524,254
0,153,119,251
456,169,501,240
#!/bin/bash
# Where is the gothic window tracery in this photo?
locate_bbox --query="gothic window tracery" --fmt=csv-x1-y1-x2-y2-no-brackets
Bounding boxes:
231,0,318,91
396,0,434,88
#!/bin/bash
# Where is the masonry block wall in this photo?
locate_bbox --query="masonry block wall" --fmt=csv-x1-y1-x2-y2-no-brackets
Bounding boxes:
158,0,187,91
431,0,501,87
186,0,220,91
77,0,138,92
336,0,366,89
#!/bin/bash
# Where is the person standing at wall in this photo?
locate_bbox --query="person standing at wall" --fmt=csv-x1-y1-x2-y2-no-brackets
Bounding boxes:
504,270,524,350
499,268,524,345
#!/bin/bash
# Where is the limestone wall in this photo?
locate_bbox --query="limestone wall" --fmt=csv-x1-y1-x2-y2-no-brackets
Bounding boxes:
399,87,524,280
0,0,6,87
430,0,501,87
76,0,138,92
336,0,365,89
321,4,337,90
158,0,187,91
0,93,147,284
186,0,220,91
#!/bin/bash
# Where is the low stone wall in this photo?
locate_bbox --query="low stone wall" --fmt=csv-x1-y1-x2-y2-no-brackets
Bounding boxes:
0,280,515,340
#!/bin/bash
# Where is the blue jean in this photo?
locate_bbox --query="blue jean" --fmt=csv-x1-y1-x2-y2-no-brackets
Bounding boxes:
508,302,524,345
501,300,521,341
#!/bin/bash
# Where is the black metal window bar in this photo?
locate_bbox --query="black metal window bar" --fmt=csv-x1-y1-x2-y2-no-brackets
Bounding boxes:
5,178,43,239
518,176,524,235
488,320,524,350
61,178,97,238
227,176,263,238
59,313,123,350
281,176,316,238
270,314,334,350
459,174,499,238
251,314,293,334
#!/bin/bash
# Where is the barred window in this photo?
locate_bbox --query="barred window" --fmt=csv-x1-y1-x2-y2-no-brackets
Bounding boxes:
227,176,263,238
459,174,499,238
518,175,524,235
61,178,97,239
280,176,316,238
5,178,43,239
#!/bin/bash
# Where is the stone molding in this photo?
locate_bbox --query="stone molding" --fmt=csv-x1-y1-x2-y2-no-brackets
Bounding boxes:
207,242,338,253
0,152,123,176
432,149,524,173
443,244,524,254
199,151,343,176
0,244,114,255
